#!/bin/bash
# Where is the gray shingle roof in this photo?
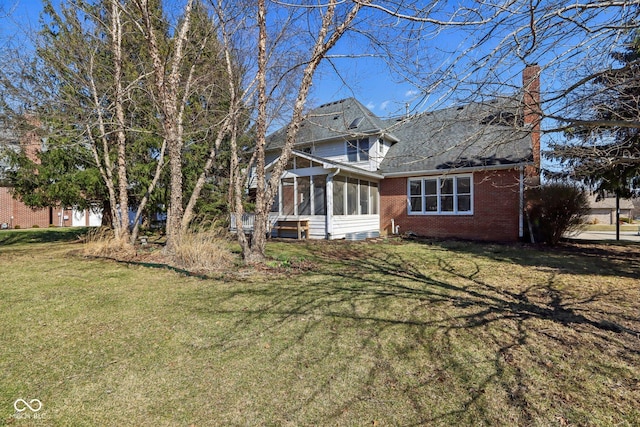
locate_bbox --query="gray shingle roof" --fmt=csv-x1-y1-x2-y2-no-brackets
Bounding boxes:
266,98,396,150
379,99,533,175
266,96,534,175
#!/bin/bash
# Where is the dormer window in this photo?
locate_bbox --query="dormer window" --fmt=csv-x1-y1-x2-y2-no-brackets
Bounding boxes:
347,138,369,162
348,117,364,129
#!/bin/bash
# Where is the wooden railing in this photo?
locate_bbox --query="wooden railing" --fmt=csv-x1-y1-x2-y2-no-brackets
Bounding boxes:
229,213,255,232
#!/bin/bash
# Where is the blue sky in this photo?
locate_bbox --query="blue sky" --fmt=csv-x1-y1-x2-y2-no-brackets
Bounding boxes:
1,0,42,41
2,0,634,177
1,0,630,128
0,0,444,119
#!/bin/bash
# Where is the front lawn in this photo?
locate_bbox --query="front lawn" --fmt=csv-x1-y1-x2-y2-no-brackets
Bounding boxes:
1,232,638,426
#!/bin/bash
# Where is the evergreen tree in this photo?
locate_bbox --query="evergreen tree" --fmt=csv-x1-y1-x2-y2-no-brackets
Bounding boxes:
549,32,640,196
1,0,236,241
548,32,640,238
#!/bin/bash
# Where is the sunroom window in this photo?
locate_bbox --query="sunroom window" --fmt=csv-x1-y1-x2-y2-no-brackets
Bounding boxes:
275,175,327,216
332,177,379,216
408,175,473,215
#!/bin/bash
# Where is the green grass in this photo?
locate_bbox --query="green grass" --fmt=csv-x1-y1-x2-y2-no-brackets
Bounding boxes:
0,227,90,245
1,231,639,426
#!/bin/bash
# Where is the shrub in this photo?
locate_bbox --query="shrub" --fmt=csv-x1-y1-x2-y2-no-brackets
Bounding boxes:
14,225,20,230
32,224,40,228
525,183,590,245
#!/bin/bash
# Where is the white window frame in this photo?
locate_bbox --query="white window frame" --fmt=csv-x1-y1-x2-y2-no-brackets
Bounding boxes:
346,138,369,162
332,177,379,216
407,174,474,215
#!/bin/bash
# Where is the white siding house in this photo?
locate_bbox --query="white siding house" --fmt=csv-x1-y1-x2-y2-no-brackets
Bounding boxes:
236,98,389,240
235,66,539,242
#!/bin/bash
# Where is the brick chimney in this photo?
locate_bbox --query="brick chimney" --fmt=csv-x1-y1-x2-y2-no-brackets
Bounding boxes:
523,64,541,181
20,115,43,164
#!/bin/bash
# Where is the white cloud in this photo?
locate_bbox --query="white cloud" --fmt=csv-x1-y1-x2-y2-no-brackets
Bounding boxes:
366,102,376,110
380,100,390,110
405,89,419,97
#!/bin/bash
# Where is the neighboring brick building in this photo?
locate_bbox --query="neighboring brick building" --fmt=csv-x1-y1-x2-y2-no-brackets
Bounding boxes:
0,187,52,228
1,125,99,229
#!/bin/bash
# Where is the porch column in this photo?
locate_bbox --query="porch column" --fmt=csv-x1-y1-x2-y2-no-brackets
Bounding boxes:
326,173,334,239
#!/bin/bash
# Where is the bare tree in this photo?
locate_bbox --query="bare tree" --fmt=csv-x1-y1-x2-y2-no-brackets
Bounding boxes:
220,0,640,263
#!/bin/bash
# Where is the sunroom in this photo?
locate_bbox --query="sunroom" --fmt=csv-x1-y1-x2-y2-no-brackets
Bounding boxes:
264,151,382,240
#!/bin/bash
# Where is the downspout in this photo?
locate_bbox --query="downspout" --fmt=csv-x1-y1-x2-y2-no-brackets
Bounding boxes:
519,166,524,239
326,168,340,239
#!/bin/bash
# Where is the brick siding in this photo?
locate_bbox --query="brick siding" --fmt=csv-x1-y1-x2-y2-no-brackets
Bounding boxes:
0,187,51,228
380,169,522,241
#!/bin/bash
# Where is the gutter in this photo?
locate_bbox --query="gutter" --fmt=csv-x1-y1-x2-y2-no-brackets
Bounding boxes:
381,162,534,178
267,129,400,151
519,166,524,238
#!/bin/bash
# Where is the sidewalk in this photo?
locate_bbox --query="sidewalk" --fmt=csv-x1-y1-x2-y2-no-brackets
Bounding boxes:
568,229,640,242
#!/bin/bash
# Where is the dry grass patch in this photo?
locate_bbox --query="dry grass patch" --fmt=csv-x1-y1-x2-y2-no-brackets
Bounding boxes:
81,228,238,275
82,227,136,259
171,230,236,273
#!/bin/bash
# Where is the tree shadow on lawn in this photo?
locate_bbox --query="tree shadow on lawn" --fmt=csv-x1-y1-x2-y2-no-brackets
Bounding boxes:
180,242,640,425
425,237,640,280
316,244,639,423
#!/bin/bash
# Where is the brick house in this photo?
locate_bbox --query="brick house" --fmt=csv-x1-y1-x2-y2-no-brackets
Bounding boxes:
240,65,541,241
0,127,101,229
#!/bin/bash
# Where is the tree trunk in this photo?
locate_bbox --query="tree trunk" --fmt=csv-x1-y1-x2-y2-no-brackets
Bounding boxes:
240,0,361,263
129,138,168,245
165,125,184,252
181,115,232,232
616,192,620,241
112,0,130,244
136,0,194,252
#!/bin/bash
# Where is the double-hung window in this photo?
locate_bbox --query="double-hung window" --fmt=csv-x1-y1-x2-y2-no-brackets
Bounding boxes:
347,139,369,162
408,175,473,215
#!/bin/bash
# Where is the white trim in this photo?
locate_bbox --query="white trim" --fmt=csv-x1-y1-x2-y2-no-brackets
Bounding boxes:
407,173,474,216
271,130,398,148
326,169,340,238
267,150,383,180
383,162,532,178
281,167,327,178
